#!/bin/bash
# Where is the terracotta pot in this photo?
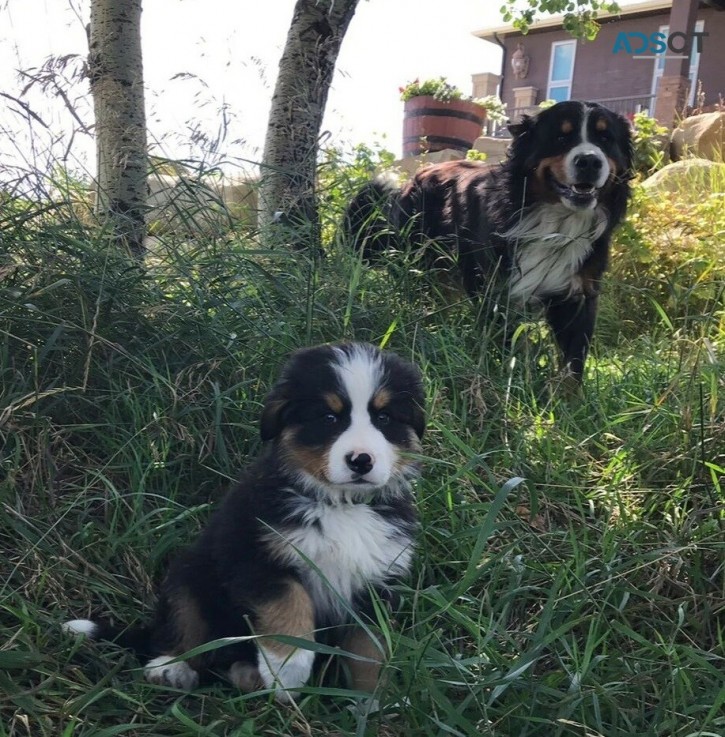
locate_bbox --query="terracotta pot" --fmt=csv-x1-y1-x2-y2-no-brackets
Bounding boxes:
403,96,486,157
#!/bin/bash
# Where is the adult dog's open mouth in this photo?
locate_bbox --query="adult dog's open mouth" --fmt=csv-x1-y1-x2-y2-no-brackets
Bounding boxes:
547,169,599,208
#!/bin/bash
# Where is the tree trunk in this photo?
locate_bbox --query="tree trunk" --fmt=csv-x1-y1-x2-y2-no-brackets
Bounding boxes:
89,0,147,257
260,0,359,251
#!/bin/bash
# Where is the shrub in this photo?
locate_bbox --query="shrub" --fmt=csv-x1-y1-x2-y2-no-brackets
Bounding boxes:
317,141,398,245
399,77,463,103
465,149,488,161
474,94,508,123
631,111,669,178
606,184,725,340
399,79,506,124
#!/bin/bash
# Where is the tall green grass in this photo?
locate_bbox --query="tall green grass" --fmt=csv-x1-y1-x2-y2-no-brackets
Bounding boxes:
1,177,723,737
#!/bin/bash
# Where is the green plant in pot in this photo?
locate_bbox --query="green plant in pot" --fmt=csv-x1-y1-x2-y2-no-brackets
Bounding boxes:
400,77,505,157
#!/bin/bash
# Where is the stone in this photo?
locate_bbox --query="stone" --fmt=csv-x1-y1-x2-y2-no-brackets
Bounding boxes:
472,136,510,163
640,158,725,197
391,148,465,177
146,172,258,234
670,112,725,162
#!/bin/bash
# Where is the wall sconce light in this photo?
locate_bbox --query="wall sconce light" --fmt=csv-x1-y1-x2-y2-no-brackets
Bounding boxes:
511,42,530,80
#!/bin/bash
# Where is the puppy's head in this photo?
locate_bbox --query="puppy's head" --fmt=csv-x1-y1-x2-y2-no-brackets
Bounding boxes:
508,100,633,211
261,343,425,495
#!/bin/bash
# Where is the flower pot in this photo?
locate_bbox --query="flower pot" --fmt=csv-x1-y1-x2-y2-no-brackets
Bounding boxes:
403,96,486,157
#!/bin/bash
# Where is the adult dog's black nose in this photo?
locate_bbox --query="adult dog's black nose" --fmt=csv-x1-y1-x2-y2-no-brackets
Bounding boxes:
345,452,374,476
573,153,603,181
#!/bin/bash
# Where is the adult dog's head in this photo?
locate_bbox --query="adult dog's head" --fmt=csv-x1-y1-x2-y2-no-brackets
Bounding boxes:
508,100,634,212
260,343,425,498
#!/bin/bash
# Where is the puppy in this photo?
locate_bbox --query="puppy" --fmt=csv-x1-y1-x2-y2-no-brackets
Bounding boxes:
63,342,425,703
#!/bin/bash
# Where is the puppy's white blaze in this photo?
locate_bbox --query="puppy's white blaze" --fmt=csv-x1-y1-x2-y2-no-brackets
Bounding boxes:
563,103,610,191
270,500,414,619
144,654,199,690
328,346,396,486
62,619,98,637
257,644,315,703
505,203,608,304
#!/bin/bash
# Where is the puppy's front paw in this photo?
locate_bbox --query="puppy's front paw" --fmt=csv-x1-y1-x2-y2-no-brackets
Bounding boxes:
144,655,199,690
257,645,315,703
228,661,263,692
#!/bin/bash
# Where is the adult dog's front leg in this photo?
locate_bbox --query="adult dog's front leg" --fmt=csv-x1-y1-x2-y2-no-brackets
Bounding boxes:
545,294,598,382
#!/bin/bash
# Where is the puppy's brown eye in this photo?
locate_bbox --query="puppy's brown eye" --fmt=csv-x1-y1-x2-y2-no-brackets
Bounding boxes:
323,413,338,425
376,412,391,426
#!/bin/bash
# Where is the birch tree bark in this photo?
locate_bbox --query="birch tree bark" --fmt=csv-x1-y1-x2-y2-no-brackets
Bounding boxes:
89,0,147,256
260,0,359,251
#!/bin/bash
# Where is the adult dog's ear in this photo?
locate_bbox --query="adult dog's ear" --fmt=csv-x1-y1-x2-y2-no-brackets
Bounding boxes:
507,114,533,139
618,112,636,181
507,114,539,170
260,386,289,441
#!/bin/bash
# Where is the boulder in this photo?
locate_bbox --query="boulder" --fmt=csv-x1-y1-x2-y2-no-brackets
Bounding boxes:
211,177,258,228
146,173,224,235
393,148,465,176
471,135,510,163
670,112,725,162
640,159,725,198
146,172,258,234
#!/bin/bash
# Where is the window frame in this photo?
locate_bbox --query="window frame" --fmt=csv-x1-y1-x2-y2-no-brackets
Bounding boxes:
650,20,704,107
547,39,578,102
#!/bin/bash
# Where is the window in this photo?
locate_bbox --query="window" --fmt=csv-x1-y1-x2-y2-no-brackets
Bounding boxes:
651,21,704,107
547,40,577,102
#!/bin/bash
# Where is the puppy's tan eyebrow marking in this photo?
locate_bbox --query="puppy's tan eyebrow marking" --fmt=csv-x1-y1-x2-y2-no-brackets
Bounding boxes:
561,120,573,134
371,388,391,411
595,118,608,131
324,392,344,414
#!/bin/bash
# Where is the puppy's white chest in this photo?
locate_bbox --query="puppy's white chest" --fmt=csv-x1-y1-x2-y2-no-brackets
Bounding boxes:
274,502,413,618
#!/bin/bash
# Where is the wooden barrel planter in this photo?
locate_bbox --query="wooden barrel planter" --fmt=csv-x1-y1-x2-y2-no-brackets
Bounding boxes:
403,96,486,157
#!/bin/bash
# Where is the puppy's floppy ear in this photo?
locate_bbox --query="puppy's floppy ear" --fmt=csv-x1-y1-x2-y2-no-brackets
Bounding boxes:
401,361,426,440
410,400,426,440
260,386,289,441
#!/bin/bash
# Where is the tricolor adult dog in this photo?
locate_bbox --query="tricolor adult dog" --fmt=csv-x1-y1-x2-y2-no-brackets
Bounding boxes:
344,101,634,382
64,343,425,702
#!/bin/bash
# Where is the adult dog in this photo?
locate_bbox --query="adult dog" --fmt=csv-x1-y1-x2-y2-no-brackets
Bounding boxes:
64,343,425,703
344,101,633,381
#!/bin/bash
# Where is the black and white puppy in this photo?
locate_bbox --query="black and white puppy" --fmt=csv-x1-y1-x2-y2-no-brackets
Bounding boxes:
344,101,634,381
64,343,425,702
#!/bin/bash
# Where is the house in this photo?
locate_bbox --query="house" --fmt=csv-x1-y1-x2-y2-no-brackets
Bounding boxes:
470,0,725,130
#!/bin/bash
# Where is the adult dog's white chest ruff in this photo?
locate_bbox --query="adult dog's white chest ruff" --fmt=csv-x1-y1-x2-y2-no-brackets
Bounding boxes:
504,204,607,304
268,499,413,619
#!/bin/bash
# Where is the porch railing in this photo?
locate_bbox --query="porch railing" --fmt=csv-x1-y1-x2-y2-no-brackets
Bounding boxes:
483,94,656,138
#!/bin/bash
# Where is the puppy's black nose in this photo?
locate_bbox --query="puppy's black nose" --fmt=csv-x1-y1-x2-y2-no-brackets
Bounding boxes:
573,153,603,180
345,452,373,476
